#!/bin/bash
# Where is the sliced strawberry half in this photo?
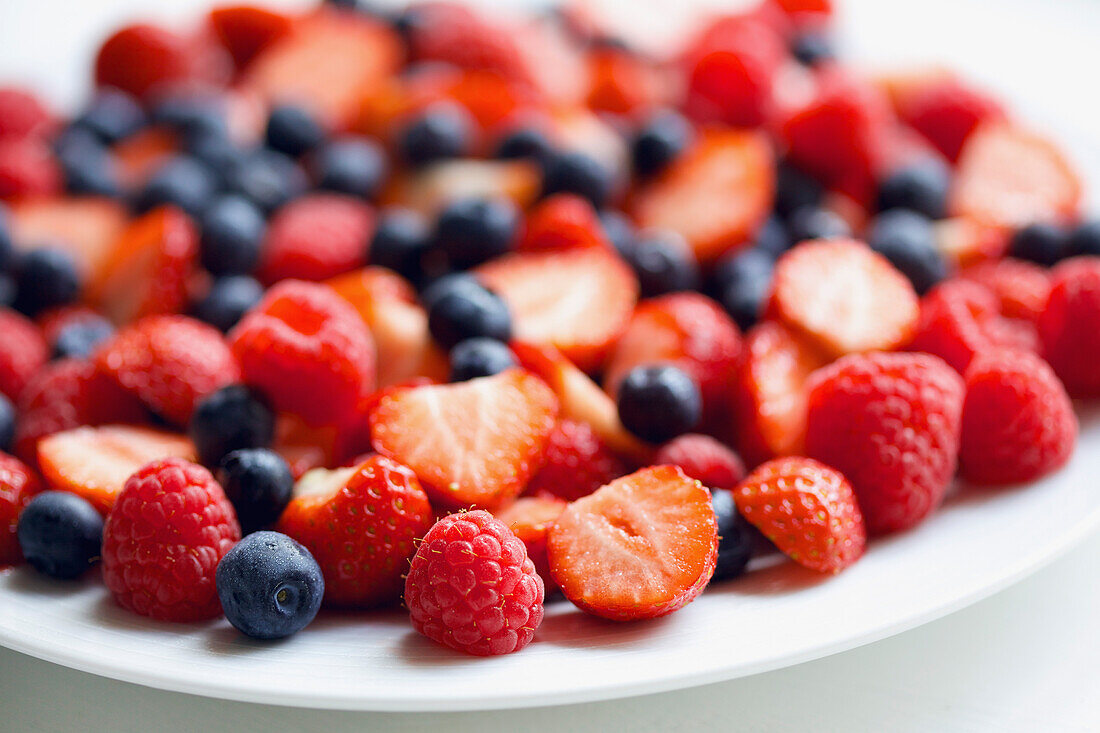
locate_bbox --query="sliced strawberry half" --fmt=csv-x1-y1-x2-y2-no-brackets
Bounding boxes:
368,369,558,511
494,495,567,592
207,4,295,72
8,197,129,288
384,159,541,219
546,465,718,621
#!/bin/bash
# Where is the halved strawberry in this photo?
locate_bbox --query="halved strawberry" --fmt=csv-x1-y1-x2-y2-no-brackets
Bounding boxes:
475,248,638,373
494,495,567,592
518,193,611,253
950,122,1082,229
208,4,295,72
368,369,558,511
546,465,717,621
37,425,197,515
585,45,664,118
632,127,774,264
933,216,1009,268
893,74,1006,163
7,197,129,288
382,159,541,217
524,419,626,502
731,320,830,467
271,412,338,480
770,238,919,356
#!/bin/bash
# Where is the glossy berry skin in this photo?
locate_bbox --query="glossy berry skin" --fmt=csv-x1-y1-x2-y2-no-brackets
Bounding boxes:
709,488,754,582
14,248,81,316
867,209,947,294
875,159,950,219
631,109,692,178
264,104,324,158
218,449,294,534
623,230,700,298
216,531,323,640
224,149,308,214
71,88,145,144
1,453,39,565
714,248,774,331
654,433,745,491
192,275,264,333
369,208,431,285
312,136,387,199
433,197,518,270
959,349,1076,486
751,216,791,258
787,205,851,242
0,395,13,452
494,127,553,162
190,385,276,468
56,135,122,198
426,278,512,349
404,510,544,656
398,103,472,167
616,365,702,443
1039,257,1100,397
102,459,240,621
540,150,612,208
599,210,635,257
805,352,964,535
199,195,267,276
16,491,103,579
52,316,114,359
524,419,626,502
1070,220,1100,257
0,308,48,401
133,155,217,219
256,194,374,285
449,338,516,382
1009,222,1071,267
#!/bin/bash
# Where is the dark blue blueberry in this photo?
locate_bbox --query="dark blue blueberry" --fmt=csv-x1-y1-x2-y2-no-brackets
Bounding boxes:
133,155,218,218
790,32,834,67
750,216,790,258
151,94,229,142
187,132,249,184
631,109,692,178
1069,220,1100,257
599,209,636,258
624,230,700,297
57,138,121,198
876,158,950,219
192,275,264,332
16,492,103,580
541,150,612,208
494,127,554,162
617,365,701,443
714,248,775,331
710,489,754,582
0,274,14,308
426,278,512,349
264,104,325,158
398,103,472,167
52,315,114,359
218,449,294,534
1009,222,1071,267
0,393,14,453
370,208,432,284
449,338,517,382
787,205,851,242
775,163,824,219
312,136,387,199
0,202,12,272
224,149,309,214
14,248,81,316
189,385,276,467
420,272,479,308
71,89,145,144
867,209,947,294
200,195,267,276
215,531,324,640
433,197,518,270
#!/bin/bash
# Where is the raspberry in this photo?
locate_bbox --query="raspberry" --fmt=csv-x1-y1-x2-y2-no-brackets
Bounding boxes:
404,510,544,656
101,458,240,622
256,194,374,285
1038,257,1100,397
0,308,48,402
0,87,54,141
95,315,240,427
229,280,377,427
0,452,40,566
524,419,625,502
0,136,61,199
960,350,1077,485
518,194,611,252
653,433,745,491
960,258,1051,324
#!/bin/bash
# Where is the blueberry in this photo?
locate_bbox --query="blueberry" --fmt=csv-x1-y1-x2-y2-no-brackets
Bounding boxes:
631,109,692,178
264,104,325,158
216,531,324,640
225,149,309,214
189,385,276,467
133,155,218,218
433,197,518,270
1009,222,1071,267
616,365,701,443
426,279,512,349
876,159,950,219
710,489,753,582
370,208,432,283
494,127,553,162
16,492,103,580
1070,220,1100,257
14,248,81,316
398,103,472,167
151,94,229,142
57,138,121,198
790,32,835,67
0,393,14,453
0,202,13,272
192,275,264,332
187,132,249,182
200,195,267,276
867,209,947,294
52,316,114,359
0,274,14,308
541,150,612,208
218,449,294,534
72,89,145,144
787,205,851,242
714,248,775,331
624,230,700,297
449,338,517,382
599,209,636,258
775,163,824,219
312,136,387,199
752,216,791,258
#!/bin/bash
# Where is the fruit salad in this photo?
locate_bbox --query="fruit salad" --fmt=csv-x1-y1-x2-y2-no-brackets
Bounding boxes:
1,0,1097,658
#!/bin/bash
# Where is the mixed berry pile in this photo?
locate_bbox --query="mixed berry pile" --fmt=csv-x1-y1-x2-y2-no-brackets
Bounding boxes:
1,0,1098,657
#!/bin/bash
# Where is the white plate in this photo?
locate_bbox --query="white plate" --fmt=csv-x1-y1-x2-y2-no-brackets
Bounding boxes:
2,0,1100,714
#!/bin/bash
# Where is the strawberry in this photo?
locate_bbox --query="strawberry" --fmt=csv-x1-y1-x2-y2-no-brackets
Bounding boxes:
385,159,541,217
1038,256,1100,397
94,23,230,100
0,87,54,141
95,315,240,427
207,4,294,71
653,433,745,491
0,136,61,200
585,45,664,118
369,369,558,511
894,75,1006,162
767,0,833,27
960,258,1051,324
276,455,433,608
546,465,717,621
518,194,611,253
770,239,919,356
256,194,374,285
0,308,47,402
632,127,774,264
112,128,179,190
0,452,40,566
804,351,964,535
733,456,864,574
959,349,1077,486
494,495,566,592
933,216,1010,268
405,3,531,87
475,248,638,373
950,123,1082,229
37,425,197,515
524,419,626,502
271,412,338,480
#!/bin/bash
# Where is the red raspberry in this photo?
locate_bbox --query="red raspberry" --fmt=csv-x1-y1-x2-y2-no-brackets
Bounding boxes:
404,510,545,656
959,258,1051,324
0,308,48,402
0,452,40,566
101,458,240,621
95,315,240,427
653,433,745,491
229,280,377,427
519,194,611,252
276,456,434,608
804,351,964,535
1039,257,1100,397
256,194,375,285
524,419,625,502
0,136,61,199
0,87,54,141
494,497,566,593
959,349,1077,486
